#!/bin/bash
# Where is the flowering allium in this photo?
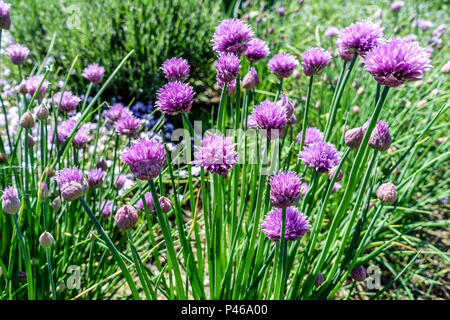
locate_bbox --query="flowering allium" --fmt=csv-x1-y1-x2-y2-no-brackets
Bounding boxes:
262,207,310,242
0,0,11,30
366,38,431,87
216,53,241,83
376,181,397,203
391,1,404,12
161,57,190,82
336,20,384,58
351,266,366,281
270,171,302,208
251,100,287,139
2,187,21,214
244,38,270,62
432,24,447,38
300,142,341,173
114,174,127,190
413,19,433,31
36,103,49,121
6,44,30,65
39,231,55,248
287,114,297,125
242,67,259,90
114,205,139,230
212,18,254,56
58,119,90,149
368,120,392,151
159,196,172,213
100,200,113,217
156,82,195,115
296,127,323,147
55,167,89,202
193,135,237,177
19,111,34,129
106,103,132,122
277,7,285,16
82,64,105,84
88,168,106,188
268,53,300,78
53,91,81,113
40,182,49,200
135,192,154,212
301,48,331,76
246,114,257,129
404,34,418,42
324,26,339,37
51,197,61,211
114,114,141,137
278,94,294,119
121,139,167,180
216,76,236,95
25,75,50,100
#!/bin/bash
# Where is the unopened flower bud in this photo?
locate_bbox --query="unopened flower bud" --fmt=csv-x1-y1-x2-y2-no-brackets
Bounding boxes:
39,231,55,248
159,196,172,213
440,61,450,74
51,196,61,211
314,272,325,286
328,166,343,182
292,69,301,79
376,182,397,203
2,187,21,214
26,134,35,148
351,266,366,281
368,121,391,151
44,167,56,178
114,205,139,229
242,67,259,90
18,80,28,94
434,137,445,146
352,106,360,114
96,158,108,171
20,111,35,129
356,86,365,95
345,127,364,148
0,153,7,164
40,182,49,200
36,103,49,121
56,281,66,293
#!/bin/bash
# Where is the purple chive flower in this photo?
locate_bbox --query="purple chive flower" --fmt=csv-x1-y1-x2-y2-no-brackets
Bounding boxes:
212,18,254,56
244,38,270,62
376,181,397,203
2,187,21,214
324,26,339,37
300,182,309,197
331,182,342,194
88,168,106,189
193,135,237,177
278,94,294,119
301,48,331,76
351,266,367,281
216,76,236,95
162,57,190,82
0,1,11,30
6,44,30,65
246,114,257,129
135,192,154,212
53,91,81,113
114,174,127,190
277,7,285,16
114,114,141,137
55,167,89,202
82,64,105,85
391,1,404,12
404,34,418,42
57,119,90,149
121,139,166,180
413,19,433,31
25,75,49,100
337,20,384,59
242,67,259,90
270,171,302,208
114,205,139,230
106,103,132,122
368,120,392,151
296,127,324,147
365,38,431,87
262,207,310,242
100,200,114,217
432,24,447,38
39,231,55,248
216,53,241,83
251,100,287,139
300,142,341,173
268,53,300,78
156,82,195,115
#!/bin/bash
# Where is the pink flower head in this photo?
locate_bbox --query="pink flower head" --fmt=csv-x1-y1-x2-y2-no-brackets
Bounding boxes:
262,207,310,242
82,64,105,84
55,167,89,202
53,91,81,114
6,44,30,65
268,53,299,78
25,75,50,100
114,114,141,137
244,38,270,62
270,171,302,208
162,57,190,82
156,82,195,115
212,18,254,56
